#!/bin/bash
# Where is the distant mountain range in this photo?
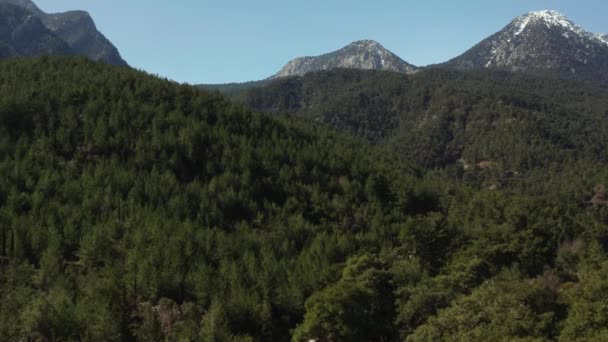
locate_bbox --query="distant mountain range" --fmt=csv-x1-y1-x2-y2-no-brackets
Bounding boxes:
0,0,127,65
258,10,608,84
1,2,607,85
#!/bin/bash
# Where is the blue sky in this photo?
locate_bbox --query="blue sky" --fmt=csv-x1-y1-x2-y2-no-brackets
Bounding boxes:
35,0,608,84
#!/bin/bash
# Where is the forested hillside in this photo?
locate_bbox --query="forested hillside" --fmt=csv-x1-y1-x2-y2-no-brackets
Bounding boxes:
1,57,608,341
231,68,608,190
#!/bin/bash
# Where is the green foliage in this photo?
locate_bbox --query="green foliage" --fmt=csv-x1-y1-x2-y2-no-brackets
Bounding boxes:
0,57,607,341
292,254,395,341
237,68,608,188
406,270,562,341
559,247,608,341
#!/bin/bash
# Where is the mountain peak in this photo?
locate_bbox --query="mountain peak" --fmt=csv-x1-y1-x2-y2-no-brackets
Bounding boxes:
512,10,580,36
524,9,567,20
0,0,127,65
442,9,608,83
510,10,608,47
272,40,417,78
0,2,73,58
347,40,383,48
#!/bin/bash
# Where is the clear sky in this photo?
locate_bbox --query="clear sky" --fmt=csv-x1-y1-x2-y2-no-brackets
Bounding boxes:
34,0,608,84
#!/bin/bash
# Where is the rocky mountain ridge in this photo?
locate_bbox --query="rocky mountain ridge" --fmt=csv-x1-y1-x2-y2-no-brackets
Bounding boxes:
0,0,127,65
268,10,608,84
0,3,73,58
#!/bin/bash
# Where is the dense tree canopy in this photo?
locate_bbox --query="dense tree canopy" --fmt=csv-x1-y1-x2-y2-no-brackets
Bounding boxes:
229,68,608,190
0,57,608,340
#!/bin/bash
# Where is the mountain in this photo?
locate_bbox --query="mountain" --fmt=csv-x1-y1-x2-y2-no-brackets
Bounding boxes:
442,10,608,83
0,0,127,65
0,3,73,58
272,40,418,78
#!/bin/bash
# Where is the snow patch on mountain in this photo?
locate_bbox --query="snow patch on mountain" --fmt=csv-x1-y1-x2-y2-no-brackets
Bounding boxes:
443,9,608,85
596,33,608,46
514,10,584,36
512,10,607,46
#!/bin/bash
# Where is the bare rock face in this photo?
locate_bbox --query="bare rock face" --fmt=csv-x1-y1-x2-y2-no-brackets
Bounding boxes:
41,10,127,66
0,0,127,65
0,3,72,58
0,0,41,15
272,40,418,78
442,10,608,83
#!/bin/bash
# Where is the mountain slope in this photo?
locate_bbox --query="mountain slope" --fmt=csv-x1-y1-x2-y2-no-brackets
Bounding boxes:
442,10,608,83
0,56,426,341
1,57,608,341
272,40,417,78
0,3,73,58
0,0,127,65
197,79,271,97
234,68,608,182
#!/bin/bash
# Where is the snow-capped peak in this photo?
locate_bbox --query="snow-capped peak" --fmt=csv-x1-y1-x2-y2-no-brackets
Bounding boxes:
525,10,571,26
513,10,580,36
511,10,608,47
